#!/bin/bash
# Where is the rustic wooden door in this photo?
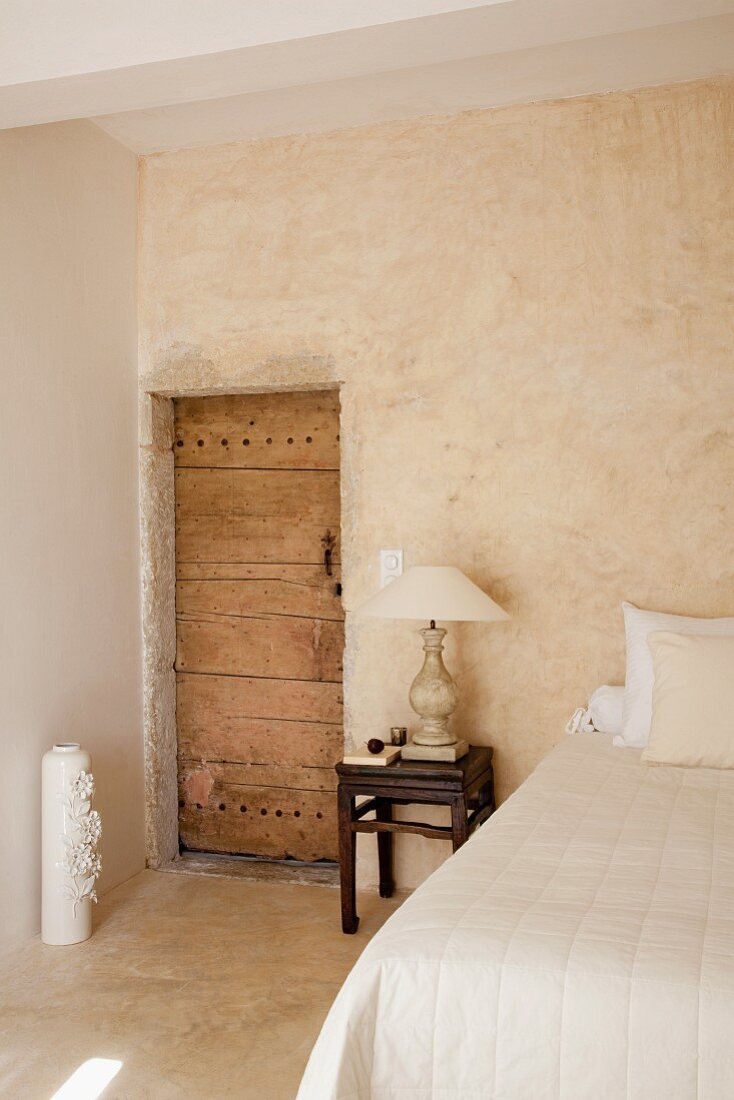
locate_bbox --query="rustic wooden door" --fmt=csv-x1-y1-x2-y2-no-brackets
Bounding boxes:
174,391,342,862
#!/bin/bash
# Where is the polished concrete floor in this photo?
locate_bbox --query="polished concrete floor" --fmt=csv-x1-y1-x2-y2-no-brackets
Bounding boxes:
0,870,402,1099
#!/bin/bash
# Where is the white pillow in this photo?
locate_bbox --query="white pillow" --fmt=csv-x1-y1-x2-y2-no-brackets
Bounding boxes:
589,685,624,735
642,633,734,769
617,602,734,748
566,685,624,736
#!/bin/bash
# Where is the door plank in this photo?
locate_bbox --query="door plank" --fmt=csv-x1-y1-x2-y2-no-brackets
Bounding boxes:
174,390,340,470
175,467,340,520
179,757,338,792
176,561,341,584
176,613,343,681
175,468,340,564
177,670,343,727
178,716,343,771
176,513,340,565
176,572,343,623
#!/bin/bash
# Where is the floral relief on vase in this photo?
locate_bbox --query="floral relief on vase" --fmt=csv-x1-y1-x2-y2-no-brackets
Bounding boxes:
58,770,102,915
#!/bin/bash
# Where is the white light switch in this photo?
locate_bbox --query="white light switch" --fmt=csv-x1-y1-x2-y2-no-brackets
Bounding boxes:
380,548,403,588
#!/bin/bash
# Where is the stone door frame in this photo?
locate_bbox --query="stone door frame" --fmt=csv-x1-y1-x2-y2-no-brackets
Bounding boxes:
139,356,345,867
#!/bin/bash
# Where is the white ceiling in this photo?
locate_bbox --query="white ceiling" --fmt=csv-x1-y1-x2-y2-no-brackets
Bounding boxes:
1,0,732,153
0,0,503,87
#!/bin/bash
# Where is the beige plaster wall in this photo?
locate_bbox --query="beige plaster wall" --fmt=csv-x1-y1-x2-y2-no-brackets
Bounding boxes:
139,78,734,889
0,119,144,952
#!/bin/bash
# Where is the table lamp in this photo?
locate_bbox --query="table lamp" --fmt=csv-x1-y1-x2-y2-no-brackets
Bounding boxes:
358,565,509,761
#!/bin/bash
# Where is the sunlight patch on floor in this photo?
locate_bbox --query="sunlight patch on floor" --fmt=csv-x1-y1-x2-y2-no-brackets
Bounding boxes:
49,1058,122,1100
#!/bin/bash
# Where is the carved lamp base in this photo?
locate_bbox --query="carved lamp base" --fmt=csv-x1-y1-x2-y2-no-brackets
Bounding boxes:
406,625,467,759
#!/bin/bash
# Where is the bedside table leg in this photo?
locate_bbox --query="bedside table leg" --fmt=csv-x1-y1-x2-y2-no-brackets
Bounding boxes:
375,798,394,898
451,794,469,853
480,768,496,816
338,786,359,934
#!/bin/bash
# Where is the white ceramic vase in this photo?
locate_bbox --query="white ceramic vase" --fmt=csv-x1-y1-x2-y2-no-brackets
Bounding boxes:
42,743,101,946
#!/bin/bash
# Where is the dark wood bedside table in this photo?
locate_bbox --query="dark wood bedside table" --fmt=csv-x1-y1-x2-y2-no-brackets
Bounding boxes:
336,746,495,933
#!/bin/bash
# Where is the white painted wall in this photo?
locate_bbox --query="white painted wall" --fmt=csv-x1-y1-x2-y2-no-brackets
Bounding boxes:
0,119,143,954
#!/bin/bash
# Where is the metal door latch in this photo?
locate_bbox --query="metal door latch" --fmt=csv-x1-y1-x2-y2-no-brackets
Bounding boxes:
321,530,336,576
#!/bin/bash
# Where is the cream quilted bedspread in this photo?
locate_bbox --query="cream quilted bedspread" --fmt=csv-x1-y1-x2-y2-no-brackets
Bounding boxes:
297,734,734,1099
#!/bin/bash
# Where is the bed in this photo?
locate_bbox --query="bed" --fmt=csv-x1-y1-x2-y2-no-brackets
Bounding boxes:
297,734,734,1099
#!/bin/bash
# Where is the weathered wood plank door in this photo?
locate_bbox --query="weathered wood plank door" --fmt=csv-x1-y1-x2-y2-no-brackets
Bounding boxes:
174,391,342,861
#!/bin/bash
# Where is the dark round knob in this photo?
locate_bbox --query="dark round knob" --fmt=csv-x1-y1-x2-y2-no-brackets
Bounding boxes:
367,738,385,755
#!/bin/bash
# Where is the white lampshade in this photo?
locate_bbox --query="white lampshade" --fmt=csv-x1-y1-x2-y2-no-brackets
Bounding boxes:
357,565,509,623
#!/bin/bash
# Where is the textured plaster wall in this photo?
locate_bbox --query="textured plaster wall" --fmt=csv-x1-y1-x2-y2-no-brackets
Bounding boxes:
139,78,734,888
0,119,143,952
